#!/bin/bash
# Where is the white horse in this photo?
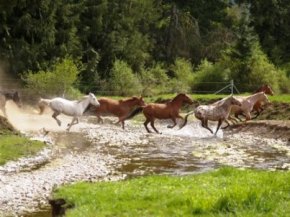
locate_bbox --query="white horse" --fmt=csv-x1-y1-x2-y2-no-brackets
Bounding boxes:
38,93,100,131
180,95,242,135
228,92,269,123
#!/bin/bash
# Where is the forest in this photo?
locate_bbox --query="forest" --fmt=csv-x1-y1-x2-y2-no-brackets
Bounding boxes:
0,0,290,97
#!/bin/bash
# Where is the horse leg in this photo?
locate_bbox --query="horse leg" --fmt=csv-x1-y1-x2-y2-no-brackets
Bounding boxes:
167,118,177,128
97,114,103,123
150,120,160,134
215,119,223,135
244,112,251,122
221,119,231,129
144,119,152,133
202,119,213,134
67,117,79,131
52,112,61,126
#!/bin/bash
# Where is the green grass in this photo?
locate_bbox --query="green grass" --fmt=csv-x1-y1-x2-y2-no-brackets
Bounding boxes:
0,132,45,165
53,167,290,217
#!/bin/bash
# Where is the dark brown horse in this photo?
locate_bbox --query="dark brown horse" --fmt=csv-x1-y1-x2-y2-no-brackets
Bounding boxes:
252,84,273,118
0,91,22,117
125,93,193,133
233,84,274,120
94,96,145,129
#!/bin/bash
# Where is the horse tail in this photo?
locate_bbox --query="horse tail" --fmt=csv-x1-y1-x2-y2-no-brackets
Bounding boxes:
38,98,51,115
125,107,144,120
179,111,195,130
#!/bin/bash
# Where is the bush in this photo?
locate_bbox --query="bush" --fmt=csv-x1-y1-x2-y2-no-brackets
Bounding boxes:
140,63,169,96
169,58,194,93
108,60,142,96
23,58,81,98
247,44,288,93
192,59,230,93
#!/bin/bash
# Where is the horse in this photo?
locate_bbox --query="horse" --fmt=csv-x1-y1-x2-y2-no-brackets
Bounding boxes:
228,92,269,124
251,84,273,118
125,93,193,134
180,95,242,135
38,93,100,131
234,84,274,121
0,91,22,117
92,96,145,129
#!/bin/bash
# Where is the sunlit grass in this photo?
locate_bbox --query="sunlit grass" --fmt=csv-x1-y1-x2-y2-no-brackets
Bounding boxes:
0,132,45,165
54,167,290,217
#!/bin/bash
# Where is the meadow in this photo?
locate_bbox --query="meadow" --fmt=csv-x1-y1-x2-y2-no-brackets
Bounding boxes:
53,167,290,217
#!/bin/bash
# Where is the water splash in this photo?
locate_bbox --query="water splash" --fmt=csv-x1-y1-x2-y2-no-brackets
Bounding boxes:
163,121,223,138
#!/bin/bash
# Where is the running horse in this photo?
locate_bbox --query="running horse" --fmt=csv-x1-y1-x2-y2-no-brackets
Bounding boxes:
0,91,22,117
228,92,269,124
232,85,273,121
125,93,193,133
180,95,242,135
93,96,145,129
38,93,100,131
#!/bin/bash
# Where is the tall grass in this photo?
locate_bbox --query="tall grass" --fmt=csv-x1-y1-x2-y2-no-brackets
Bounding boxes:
53,167,290,217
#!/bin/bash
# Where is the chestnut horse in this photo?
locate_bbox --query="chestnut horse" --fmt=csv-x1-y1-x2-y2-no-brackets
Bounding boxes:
180,95,242,135
125,93,193,133
234,84,273,120
0,91,22,117
94,96,145,129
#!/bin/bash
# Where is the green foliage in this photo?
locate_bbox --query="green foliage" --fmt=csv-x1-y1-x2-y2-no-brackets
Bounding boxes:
108,60,142,96
169,58,194,93
23,58,81,98
0,133,45,165
192,59,230,92
53,167,290,216
140,63,169,96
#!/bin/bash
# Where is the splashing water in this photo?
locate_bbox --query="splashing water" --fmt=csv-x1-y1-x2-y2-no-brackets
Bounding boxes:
162,121,223,138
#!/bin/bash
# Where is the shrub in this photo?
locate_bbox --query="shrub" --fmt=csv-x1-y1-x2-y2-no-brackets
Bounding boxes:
108,60,142,96
169,58,194,93
23,58,81,98
140,63,169,96
192,59,230,93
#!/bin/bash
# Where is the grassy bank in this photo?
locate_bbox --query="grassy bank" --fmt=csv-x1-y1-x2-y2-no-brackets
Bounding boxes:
53,167,290,217
0,132,45,165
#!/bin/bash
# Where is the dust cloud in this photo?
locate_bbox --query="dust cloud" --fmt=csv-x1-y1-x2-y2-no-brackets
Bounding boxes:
5,101,80,132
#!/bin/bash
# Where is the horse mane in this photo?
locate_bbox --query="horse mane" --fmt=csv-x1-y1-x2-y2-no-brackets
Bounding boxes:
119,96,138,103
77,95,89,104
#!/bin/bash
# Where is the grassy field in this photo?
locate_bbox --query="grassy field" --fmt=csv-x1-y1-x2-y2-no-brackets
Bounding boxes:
0,132,45,165
53,167,290,217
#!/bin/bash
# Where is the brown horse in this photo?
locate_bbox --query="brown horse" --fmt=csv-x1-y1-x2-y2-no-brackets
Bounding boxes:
233,84,274,120
0,91,22,117
125,93,193,133
94,96,145,129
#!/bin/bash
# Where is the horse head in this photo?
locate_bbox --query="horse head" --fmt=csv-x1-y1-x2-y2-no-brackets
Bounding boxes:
13,91,22,108
88,93,100,107
136,96,145,106
177,93,193,105
263,85,274,96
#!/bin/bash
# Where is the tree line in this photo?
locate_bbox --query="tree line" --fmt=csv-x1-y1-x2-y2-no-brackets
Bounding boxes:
0,0,289,97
